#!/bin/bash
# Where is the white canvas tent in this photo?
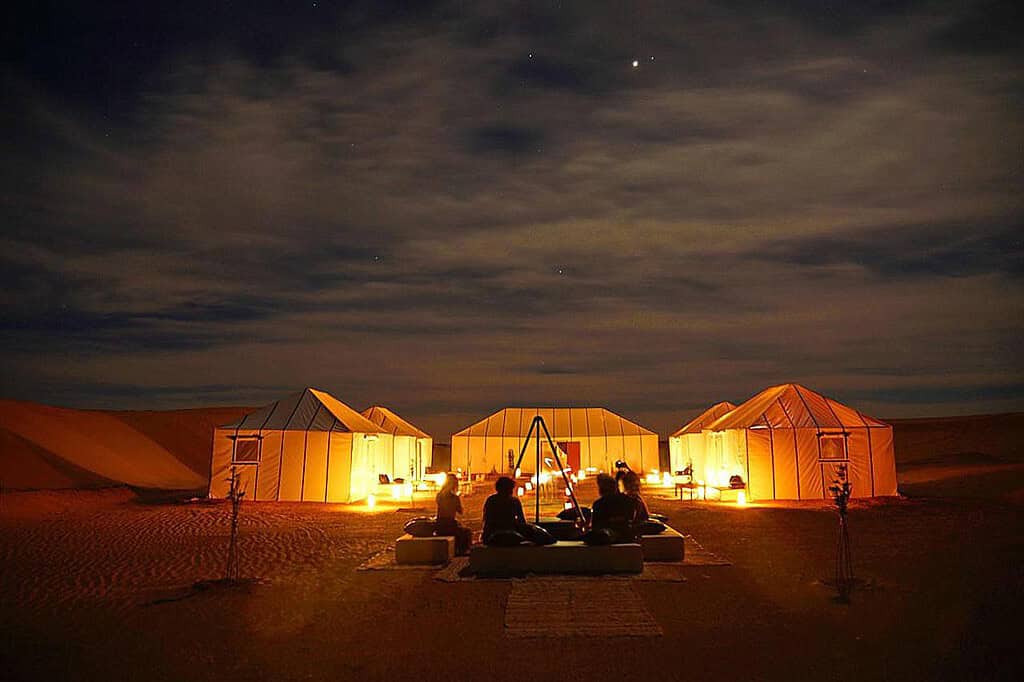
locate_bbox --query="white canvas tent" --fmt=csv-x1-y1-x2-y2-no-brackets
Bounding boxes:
700,383,897,500
361,406,432,482
668,401,737,479
451,407,657,476
209,388,393,503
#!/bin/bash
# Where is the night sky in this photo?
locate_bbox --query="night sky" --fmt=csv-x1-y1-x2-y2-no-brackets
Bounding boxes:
2,1,1022,438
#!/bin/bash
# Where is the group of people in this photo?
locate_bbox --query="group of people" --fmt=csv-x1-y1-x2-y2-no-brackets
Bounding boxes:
432,468,656,555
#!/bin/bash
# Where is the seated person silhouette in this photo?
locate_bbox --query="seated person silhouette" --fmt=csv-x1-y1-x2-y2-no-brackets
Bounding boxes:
482,476,555,546
482,476,526,545
434,473,472,555
621,470,665,535
582,473,638,545
621,471,649,522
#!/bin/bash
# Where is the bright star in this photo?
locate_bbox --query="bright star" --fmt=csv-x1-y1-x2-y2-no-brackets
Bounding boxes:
631,60,639,68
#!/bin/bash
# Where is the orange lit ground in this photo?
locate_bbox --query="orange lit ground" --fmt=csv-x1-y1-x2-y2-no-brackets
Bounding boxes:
2,471,1022,681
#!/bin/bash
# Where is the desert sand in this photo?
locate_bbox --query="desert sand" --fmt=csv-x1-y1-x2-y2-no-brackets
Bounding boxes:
1,407,1022,681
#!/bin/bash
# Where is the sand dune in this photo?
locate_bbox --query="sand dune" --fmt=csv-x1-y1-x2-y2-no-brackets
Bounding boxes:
0,401,250,492
888,412,1024,467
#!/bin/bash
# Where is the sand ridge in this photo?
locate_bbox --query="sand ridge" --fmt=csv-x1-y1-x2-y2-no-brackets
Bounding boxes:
0,400,251,491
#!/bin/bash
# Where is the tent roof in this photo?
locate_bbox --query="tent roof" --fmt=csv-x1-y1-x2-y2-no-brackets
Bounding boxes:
671,401,738,437
453,407,656,438
704,383,889,432
220,388,387,433
361,406,430,439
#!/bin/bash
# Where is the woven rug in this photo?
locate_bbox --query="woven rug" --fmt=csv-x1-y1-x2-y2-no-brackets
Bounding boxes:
434,558,686,582
432,536,727,581
504,579,662,637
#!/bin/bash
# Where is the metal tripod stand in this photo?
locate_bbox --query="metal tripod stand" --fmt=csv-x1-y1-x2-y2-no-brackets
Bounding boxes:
512,416,585,527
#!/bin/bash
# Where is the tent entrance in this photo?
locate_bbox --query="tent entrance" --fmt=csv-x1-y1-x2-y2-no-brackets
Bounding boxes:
557,441,581,472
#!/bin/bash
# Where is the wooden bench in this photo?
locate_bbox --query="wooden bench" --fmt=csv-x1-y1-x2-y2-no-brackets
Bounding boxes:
469,540,643,576
395,534,454,565
639,524,685,562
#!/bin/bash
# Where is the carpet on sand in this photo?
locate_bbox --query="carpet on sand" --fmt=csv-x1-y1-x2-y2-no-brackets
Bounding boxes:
504,579,663,638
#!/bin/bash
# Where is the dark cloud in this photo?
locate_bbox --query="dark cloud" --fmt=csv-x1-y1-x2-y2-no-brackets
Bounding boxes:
930,0,1024,55
467,124,545,155
503,54,609,94
1,1,1022,436
754,221,1024,279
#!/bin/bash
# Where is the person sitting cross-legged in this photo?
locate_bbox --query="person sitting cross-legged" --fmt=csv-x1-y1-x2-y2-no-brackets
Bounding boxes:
582,472,638,545
482,476,527,545
482,476,556,546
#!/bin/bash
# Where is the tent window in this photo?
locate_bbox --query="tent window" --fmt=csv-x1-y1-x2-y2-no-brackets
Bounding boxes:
818,434,848,461
233,439,261,464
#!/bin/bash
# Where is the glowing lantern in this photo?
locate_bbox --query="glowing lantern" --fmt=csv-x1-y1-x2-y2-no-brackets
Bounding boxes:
564,502,573,510
662,472,673,487
390,485,403,500
737,491,747,506
564,487,572,497
530,475,538,485
577,470,586,480
516,486,525,497
570,474,578,484
646,472,660,485
539,473,551,485
525,482,533,492
366,494,376,510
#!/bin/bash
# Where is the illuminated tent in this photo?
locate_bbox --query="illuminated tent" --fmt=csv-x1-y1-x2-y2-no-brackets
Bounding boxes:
209,388,393,503
700,383,897,500
451,407,657,475
361,406,432,482
668,401,737,479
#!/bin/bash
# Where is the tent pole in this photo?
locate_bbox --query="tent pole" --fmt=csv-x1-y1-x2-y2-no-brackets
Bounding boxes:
535,418,541,524
513,418,538,474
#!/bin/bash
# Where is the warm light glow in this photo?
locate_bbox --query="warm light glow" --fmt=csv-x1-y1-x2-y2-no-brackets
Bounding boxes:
516,486,524,497
632,59,639,68
737,491,747,506
646,472,660,485
661,472,673,487
402,483,413,498
530,475,538,485
564,487,571,497
577,470,586,480
525,482,533,491
430,473,447,486
539,472,551,485
515,467,522,479
570,474,578,484
366,494,376,510
417,482,428,491
390,485,402,500
564,502,573,510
